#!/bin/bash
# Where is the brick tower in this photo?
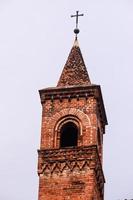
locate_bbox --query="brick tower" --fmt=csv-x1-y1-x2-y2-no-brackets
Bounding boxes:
38,34,107,199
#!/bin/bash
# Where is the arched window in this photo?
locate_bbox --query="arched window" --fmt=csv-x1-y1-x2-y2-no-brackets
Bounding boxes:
60,122,78,148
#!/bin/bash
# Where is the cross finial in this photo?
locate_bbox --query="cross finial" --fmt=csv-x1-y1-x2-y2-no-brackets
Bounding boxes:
71,11,84,38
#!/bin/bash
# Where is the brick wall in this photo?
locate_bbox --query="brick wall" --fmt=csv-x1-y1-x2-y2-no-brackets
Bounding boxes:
40,97,98,149
38,85,106,200
38,146,104,200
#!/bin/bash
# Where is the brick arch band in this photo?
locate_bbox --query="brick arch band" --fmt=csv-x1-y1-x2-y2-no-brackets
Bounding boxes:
53,108,91,148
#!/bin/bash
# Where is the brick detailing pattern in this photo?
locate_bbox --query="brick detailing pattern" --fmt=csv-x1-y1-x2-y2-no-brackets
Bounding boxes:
38,39,108,200
40,97,99,149
53,108,91,128
57,41,91,87
39,85,108,127
38,146,105,200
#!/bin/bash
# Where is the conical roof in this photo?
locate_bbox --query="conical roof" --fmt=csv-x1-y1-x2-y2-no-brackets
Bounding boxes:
57,38,91,87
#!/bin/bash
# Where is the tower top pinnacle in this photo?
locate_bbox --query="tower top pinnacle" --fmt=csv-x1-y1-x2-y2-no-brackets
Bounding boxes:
71,11,84,38
57,11,90,87
57,37,91,87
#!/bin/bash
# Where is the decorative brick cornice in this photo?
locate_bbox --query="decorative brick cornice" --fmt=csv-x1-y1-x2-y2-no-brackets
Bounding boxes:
39,85,96,102
39,85,108,126
38,145,105,198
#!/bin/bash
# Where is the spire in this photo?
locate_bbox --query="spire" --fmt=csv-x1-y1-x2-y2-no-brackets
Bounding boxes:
57,38,91,87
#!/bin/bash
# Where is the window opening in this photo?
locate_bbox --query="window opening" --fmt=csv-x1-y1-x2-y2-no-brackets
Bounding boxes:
60,122,78,148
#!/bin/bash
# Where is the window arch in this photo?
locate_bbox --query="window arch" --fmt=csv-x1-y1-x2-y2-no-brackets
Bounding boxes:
54,115,82,148
60,121,78,148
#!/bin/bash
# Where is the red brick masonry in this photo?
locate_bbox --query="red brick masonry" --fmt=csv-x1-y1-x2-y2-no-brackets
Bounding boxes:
38,146,105,200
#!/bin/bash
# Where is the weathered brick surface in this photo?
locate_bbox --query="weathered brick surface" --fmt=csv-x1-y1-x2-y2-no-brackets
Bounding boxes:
38,92,106,200
38,146,104,200
57,39,91,87
40,97,98,149
38,170,95,200
37,39,107,200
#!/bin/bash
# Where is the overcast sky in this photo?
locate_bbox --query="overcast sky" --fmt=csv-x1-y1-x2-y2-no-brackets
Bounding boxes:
0,1,133,200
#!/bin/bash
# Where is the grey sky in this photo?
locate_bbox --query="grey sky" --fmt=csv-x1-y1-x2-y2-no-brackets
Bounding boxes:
0,0,133,199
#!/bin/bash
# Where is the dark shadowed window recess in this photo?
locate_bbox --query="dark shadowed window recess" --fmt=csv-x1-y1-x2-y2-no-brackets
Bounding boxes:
60,122,78,148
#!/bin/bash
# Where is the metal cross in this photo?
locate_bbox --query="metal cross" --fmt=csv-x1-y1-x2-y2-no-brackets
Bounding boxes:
71,11,84,29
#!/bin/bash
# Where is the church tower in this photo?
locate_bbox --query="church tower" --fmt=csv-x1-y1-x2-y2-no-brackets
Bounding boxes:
37,12,107,200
